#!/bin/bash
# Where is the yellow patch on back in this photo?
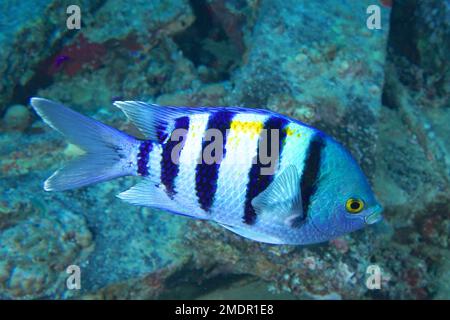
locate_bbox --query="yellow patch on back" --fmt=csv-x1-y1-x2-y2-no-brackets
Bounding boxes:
283,126,302,139
189,121,204,139
284,127,295,136
230,120,264,139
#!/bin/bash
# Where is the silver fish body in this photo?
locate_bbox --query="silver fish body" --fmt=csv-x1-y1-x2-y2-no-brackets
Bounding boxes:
30,98,383,245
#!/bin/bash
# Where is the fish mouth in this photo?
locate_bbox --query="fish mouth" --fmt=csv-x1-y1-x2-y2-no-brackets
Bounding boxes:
365,204,383,225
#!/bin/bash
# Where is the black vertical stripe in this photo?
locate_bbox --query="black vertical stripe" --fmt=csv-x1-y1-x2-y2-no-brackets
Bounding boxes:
156,124,168,143
195,111,235,212
137,140,153,176
160,116,190,199
292,133,325,228
243,116,289,225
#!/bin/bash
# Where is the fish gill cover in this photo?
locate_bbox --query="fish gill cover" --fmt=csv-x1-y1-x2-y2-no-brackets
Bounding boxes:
0,0,449,300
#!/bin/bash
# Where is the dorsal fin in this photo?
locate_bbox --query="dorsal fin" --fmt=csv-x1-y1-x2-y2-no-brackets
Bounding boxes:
114,101,187,142
114,101,290,143
114,102,285,142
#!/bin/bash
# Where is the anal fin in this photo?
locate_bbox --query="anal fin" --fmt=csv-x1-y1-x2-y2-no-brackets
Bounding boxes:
117,179,207,219
218,223,285,244
118,179,174,208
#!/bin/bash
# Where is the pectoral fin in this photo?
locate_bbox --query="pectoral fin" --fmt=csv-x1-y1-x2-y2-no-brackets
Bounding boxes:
251,165,304,225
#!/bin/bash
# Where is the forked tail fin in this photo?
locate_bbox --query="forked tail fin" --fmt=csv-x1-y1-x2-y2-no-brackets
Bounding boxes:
30,98,138,191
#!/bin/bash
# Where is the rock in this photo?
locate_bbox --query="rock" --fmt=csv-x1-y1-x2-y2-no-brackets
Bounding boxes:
0,0,105,113
387,0,450,102
434,252,450,299
0,208,94,299
2,104,31,131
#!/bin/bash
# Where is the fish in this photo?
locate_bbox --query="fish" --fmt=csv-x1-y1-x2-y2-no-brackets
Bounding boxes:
29,97,383,245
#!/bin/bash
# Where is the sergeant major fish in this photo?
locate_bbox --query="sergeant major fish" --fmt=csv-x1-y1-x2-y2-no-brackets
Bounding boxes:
30,98,383,245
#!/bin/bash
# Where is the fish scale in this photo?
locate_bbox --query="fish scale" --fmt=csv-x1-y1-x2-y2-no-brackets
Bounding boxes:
211,113,268,224
195,111,235,213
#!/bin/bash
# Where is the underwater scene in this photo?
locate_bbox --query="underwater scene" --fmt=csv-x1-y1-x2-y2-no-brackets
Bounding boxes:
0,0,449,300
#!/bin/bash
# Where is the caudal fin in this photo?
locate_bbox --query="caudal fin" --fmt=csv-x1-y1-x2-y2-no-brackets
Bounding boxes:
30,98,138,191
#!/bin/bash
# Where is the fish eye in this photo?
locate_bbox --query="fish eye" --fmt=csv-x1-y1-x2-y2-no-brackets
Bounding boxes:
345,198,364,214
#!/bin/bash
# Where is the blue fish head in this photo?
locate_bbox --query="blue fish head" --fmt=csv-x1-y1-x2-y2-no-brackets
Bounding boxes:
305,138,383,241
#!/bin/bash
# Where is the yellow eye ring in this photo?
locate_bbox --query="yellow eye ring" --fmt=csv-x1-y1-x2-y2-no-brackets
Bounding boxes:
346,199,364,214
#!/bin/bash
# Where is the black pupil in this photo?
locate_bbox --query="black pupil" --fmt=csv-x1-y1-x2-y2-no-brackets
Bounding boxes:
350,201,360,210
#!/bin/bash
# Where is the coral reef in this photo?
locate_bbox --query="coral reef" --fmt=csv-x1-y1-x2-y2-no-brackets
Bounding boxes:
0,0,448,299
0,0,106,112
0,193,93,299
